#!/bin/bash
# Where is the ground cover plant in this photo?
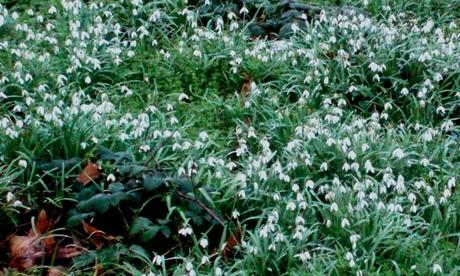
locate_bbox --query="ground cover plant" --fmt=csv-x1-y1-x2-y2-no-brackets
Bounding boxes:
0,0,459,275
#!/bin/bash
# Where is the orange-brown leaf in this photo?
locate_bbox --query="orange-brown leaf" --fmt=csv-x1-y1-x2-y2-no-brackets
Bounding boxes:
241,73,251,99
47,266,67,276
222,227,242,260
82,221,114,250
57,245,84,258
9,235,44,270
35,209,52,234
77,162,100,186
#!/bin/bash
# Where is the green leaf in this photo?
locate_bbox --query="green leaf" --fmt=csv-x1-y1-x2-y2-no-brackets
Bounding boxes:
36,157,82,171
109,182,125,193
129,245,151,260
110,191,128,207
66,212,95,227
130,217,154,236
160,225,171,238
175,177,193,193
119,165,146,177
87,194,111,213
98,146,131,162
140,226,160,242
143,174,164,191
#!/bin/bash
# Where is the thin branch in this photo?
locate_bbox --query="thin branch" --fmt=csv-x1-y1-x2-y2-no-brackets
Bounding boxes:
175,190,226,227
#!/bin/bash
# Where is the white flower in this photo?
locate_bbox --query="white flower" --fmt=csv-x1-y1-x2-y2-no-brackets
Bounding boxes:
330,202,338,212
286,202,296,211
139,145,151,152
432,263,442,274
341,218,350,228
152,254,164,266
18,159,28,168
48,6,58,14
200,256,209,265
350,234,360,248
199,238,208,248
420,158,429,166
6,192,15,203
320,162,328,171
294,251,312,262
305,180,315,189
84,76,91,84
107,174,116,182
185,262,193,271
364,160,375,173
391,148,405,159
347,151,357,160
179,226,193,237
401,87,409,96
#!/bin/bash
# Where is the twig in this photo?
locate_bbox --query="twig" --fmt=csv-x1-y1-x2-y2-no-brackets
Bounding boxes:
175,190,226,227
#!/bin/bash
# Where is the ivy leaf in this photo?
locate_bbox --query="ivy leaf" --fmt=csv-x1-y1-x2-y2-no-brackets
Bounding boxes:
160,225,171,238
66,212,95,227
36,157,82,171
119,165,146,177
129,217,154,236
143,174,164,192
139,226,160,242
175,177,193,193
108,182,125,193
86,194,111,214
98,146,131,162
110,191,128,207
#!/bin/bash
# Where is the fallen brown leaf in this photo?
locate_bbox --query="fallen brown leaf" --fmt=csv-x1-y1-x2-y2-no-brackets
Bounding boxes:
9,210,81,271
241,73,251,99
9,235,45,270
82,221,117,250
77,162,100,186
47,266,67,276
222,226,242,260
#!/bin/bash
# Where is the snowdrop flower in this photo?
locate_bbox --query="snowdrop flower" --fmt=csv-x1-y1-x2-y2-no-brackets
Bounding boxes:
364,160,375,173
107,174,116,182
341,218,350,228
179,226,193,237
152,255,164,266
432,263,442,274
48,6,57,14
294,251,312,262
330,202,339,212
420,158,430,167
400,87,409,96
6,192,15,203
350,234,360,249
286,202,296,211
139,145,151,152
18,159,28,168
199,238,208,248
392,148,405,159
13,200,24,207
320,162,328,171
